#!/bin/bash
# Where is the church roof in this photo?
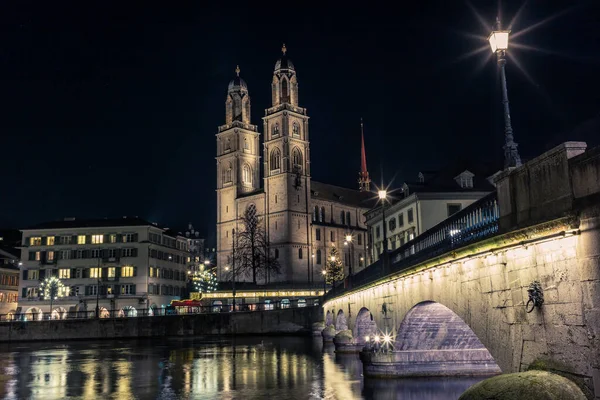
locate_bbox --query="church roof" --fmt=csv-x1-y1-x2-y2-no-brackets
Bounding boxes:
310,181,375,209
274,56,295,72
228,76,248,92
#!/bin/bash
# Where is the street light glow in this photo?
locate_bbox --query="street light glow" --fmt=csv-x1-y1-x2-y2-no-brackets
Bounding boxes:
378,190,387,200
345,234,352,243
330,256,336,262
204,260,210,265
321,270,327,275
488,30,510,53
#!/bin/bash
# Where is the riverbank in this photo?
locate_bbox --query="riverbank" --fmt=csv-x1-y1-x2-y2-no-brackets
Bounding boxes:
0,306,322,343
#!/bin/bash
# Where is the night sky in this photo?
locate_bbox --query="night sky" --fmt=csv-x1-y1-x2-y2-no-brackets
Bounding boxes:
2,1,599,245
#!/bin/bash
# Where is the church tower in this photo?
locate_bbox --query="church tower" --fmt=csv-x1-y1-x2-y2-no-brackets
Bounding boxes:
358,118,371,192
216,66,260,277
263,45,312,283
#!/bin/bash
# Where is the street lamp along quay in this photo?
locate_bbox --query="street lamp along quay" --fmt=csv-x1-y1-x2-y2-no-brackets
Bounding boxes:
488,17,522,169
378,189,389,273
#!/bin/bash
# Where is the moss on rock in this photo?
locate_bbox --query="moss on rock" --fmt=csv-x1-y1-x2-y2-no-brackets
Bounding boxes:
459,370,587,400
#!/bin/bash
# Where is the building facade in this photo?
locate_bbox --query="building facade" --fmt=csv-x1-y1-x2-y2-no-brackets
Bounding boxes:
17,217,192,319
216,47,372,286
366,170,494,263
0,247,19,315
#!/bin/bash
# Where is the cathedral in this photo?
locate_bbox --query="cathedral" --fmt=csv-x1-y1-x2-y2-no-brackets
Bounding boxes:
216,45,374,286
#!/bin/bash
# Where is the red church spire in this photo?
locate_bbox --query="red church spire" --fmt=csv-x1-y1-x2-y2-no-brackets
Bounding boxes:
358,118,371,192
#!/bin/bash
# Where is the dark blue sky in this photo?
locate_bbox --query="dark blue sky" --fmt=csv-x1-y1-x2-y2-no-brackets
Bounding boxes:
2,1,599,246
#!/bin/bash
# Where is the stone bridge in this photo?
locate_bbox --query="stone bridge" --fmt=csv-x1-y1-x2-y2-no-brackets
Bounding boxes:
323,143,600,398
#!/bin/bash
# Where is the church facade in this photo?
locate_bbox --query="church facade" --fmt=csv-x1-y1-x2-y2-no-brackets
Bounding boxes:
215,47,373,286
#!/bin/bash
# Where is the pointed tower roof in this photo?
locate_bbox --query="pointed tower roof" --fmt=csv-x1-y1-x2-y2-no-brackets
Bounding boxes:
358,118,371,192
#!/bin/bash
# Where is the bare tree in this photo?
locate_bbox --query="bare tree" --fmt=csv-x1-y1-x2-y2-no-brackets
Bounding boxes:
233,205,281,284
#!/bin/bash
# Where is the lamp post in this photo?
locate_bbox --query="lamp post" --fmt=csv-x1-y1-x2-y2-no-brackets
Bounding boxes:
321,269,327,295
378,190,388,273
488,17,522,169
344,234,354,288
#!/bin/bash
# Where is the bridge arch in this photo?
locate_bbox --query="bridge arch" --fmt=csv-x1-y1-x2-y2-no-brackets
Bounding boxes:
335,309,348,331
394,301,501,375
354,307,378,344
325,310,333,327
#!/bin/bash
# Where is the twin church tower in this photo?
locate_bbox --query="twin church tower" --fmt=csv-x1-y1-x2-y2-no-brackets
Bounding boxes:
216,45,371,285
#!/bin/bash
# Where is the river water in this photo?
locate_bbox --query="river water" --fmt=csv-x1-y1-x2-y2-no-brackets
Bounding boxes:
0,337,485,400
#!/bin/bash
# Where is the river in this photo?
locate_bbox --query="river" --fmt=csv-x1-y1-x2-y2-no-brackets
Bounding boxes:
0,337,485,399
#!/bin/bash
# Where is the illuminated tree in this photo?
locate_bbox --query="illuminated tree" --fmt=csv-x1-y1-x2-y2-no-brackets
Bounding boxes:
326,246,344,286
193,269,218,293
39,276,65,316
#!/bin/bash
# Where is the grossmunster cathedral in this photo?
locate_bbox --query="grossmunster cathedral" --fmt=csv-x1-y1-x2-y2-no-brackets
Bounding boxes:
215,45,373,293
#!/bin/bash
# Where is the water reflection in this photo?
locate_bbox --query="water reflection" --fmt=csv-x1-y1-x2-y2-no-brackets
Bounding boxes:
0,337,484,399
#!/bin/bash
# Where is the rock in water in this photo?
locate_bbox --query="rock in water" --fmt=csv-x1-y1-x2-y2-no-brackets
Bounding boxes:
459,370,586,400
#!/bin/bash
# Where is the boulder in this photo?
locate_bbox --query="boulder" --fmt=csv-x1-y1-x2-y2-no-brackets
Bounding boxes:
459,370,586,400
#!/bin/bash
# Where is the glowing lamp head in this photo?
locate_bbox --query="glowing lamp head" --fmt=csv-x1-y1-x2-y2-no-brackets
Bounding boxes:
321,270,327,275
225,266,230,271
365,336,370,342
378,190,387,200
374,335,380,343
204,260,210,265
345,234,352,243
488,30,510,53
330,256,336,262
383,334,391,343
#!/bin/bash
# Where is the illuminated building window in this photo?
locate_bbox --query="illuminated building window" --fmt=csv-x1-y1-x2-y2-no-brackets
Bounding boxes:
47,251,54,261
30,237,42,246
59,269,70,279
35,251,41,261
27,270,39,280
91,234,103,244
109,234,117,243
121,284,135,295
78,235,86,245
47,236,55,246
89,268,100,278
108,267,116,278
121,266,134,277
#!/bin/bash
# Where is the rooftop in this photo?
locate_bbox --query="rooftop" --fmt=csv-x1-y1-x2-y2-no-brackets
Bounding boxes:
311,181,376,209
24,216,163,231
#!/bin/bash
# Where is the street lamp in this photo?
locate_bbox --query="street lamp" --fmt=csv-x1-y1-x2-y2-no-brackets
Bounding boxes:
488,17,522,169
378,190,389,272
344,234,354,288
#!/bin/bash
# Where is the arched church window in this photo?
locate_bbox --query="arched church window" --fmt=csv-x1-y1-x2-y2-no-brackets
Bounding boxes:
281,78,289,103
273,123,280,137
225,138,231,152
270,148,281,173
313,206,318,222
242,164,252,185
316,249,322,265
320,207,325,222
274,249,279,259
223,162,233,185
346,211,351,226
292,147,302,173
340,211,345,225
292,122,300,137
298,248,303,259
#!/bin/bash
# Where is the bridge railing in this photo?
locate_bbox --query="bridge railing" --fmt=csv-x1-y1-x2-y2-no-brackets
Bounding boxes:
0,299,320,323
329,192,499,298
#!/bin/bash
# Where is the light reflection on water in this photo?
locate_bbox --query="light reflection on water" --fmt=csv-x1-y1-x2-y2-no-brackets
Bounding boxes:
0,338,485,400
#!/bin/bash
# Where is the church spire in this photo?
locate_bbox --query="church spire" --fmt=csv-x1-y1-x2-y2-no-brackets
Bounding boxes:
358,118,371,192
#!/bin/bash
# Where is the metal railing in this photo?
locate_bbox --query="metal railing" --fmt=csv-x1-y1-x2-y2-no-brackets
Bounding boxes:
328,192,499,298
0,298,320,323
